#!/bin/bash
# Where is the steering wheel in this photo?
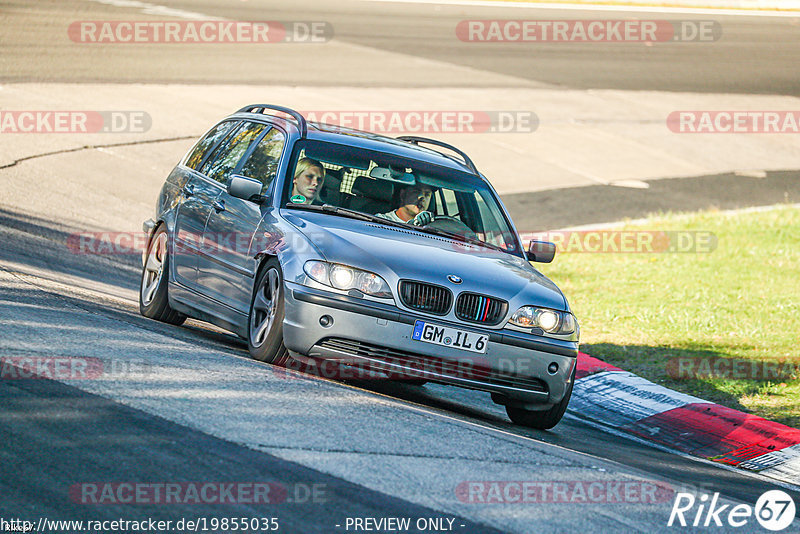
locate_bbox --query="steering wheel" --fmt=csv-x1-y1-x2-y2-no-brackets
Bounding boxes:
425,215,478,239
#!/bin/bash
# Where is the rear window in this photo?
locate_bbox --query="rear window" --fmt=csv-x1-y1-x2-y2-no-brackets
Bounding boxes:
201,122,268,184
184,121,238,170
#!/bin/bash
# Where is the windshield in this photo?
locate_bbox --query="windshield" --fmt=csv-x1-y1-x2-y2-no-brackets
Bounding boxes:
282,140,522,256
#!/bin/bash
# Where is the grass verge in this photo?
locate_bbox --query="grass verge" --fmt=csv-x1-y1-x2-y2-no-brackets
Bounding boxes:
538,204,800,427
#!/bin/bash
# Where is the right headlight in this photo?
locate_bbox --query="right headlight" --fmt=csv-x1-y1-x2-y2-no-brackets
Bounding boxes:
509,306,576,335
303,260,392,299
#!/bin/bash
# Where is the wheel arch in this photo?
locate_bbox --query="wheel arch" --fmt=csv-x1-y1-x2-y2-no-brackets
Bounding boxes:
144,207,179,258
253,251,280,286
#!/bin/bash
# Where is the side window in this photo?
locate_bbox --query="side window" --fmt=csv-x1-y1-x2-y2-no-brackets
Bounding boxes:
440,189,459,217
239,128,286,192
184,121,237,170
474,191,514,251
474,194,494,232
201,122,268,184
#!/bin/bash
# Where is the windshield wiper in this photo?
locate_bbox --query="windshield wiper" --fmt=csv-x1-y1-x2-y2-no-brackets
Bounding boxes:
284,204,413,230
417,226,506,253
285,204,508,252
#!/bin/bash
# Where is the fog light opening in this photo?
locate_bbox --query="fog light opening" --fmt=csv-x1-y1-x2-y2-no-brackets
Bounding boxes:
319,315,333,327
547,362,559,375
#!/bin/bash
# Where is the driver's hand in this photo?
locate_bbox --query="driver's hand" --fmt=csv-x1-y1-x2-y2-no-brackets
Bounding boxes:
410,211,432,226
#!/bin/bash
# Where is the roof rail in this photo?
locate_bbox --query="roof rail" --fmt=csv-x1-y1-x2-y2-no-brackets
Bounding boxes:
237,104,307,138
396,136,479,175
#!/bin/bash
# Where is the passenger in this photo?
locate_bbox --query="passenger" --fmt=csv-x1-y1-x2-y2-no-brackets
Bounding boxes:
291,158,325,204
378,183,434,226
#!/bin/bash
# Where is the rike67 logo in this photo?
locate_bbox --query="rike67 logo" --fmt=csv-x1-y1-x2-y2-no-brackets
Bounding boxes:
668,490,796,531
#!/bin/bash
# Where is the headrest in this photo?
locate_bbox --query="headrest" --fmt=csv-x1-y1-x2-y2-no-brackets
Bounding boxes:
325,167,344,180
351,176,394,203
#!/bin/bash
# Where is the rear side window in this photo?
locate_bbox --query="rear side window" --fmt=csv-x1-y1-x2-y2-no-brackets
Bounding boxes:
239,128,286,192
201,122,268,184
184,121,237,170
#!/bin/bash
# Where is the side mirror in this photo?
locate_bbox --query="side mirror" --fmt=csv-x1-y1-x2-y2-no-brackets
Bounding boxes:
527,240,556,263
228,175,264,203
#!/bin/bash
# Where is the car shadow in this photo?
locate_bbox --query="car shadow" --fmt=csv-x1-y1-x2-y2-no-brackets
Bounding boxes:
0,204,141,291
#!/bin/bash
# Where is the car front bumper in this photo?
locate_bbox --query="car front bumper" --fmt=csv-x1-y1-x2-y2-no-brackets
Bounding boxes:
282,282,577,408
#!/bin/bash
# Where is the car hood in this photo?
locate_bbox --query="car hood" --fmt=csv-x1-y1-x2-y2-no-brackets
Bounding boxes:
283,210,567,311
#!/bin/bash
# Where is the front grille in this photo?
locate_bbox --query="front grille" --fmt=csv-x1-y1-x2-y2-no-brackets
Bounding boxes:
398,281,452,315
455,292,507,325
315,338,548,393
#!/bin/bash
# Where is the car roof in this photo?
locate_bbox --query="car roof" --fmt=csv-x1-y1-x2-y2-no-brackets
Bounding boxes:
229,111,481,177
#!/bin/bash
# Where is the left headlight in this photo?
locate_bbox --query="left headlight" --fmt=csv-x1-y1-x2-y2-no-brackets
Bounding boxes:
509,306,576,335
303,260,392,299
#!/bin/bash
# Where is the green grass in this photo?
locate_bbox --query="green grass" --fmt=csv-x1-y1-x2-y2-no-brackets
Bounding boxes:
538,205,800,427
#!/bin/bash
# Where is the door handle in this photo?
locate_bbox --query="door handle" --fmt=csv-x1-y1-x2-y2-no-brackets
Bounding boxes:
182,184,195,197
212,200,226,212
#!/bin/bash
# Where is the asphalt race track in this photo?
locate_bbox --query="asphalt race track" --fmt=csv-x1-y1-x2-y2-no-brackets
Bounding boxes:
1,0,799,532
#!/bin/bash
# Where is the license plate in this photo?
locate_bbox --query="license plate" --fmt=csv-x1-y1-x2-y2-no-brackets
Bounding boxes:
411,320,488,354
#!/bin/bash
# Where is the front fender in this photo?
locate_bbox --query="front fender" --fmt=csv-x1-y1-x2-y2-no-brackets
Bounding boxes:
252,211,325,284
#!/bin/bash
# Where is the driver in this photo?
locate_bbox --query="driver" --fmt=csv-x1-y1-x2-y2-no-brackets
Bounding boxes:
377,183,433,226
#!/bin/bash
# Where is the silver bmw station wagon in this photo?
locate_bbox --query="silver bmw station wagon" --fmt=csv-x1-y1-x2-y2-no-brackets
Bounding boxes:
140,104,579,429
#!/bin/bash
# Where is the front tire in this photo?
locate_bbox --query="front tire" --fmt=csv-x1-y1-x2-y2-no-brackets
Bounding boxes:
139,226,186,325
506,365,575,430
248,259,289,365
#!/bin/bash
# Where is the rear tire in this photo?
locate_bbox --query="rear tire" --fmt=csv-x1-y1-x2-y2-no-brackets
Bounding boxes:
505,365,575,430
247,259,289,365
139,226,186,326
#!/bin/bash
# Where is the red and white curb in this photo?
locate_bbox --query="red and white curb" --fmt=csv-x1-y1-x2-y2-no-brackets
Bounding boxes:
570,352,800,486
